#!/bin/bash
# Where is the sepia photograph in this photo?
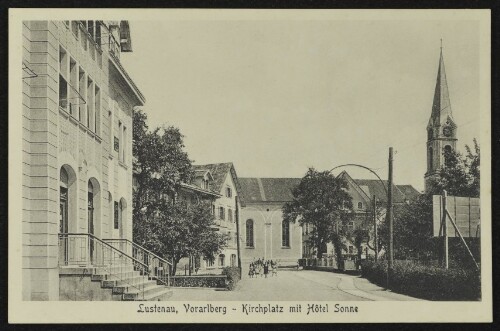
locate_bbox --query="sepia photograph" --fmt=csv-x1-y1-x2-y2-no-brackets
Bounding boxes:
9,8,491,323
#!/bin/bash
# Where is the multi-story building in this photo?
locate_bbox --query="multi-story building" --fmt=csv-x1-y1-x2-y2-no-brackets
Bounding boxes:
21,20,171,301
192,163,242,271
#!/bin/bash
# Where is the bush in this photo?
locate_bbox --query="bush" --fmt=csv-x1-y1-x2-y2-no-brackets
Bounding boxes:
361,260,481,301
222,267,241,291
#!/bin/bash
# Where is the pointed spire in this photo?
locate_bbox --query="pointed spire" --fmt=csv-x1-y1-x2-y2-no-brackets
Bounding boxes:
429,41,453,127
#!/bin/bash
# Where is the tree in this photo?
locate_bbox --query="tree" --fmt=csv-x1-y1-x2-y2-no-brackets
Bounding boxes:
149,200,228,275
132,109,227,273
282,168,354,264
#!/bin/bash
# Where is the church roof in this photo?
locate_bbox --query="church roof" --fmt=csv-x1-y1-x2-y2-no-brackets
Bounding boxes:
239,178,302,203
428,46,454,128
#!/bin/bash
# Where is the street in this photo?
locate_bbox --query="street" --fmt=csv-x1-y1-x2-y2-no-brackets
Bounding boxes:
167,270,422,301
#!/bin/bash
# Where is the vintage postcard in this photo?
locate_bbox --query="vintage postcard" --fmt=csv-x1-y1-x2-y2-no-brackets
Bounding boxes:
9,8,492,323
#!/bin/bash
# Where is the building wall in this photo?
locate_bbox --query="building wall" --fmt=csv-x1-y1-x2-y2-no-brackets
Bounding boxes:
22,20,136,300
240,203,302,266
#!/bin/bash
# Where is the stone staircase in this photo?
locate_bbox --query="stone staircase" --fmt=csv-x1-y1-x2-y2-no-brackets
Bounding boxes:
92,265,173,301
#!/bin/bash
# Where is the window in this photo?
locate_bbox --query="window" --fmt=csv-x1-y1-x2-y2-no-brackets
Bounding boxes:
348,246,354,255
282,220,290,247
429,147,434,170
114,201,119,229
122,126,127,162
117,121,122,158
78,67,86,122
218,254,225,267
95,21,102,47
357,202,363,209
347,221,355,231
87,77,94,130
206,258,214,268
71,21,79,37
59,47,68,111
68,57,77,116
444,145,452,167
226,187,232,198
228,208,233,222
211,204,215,215
219,207,225,220
246,219,254,247
305,223,309,235
94,85,101,135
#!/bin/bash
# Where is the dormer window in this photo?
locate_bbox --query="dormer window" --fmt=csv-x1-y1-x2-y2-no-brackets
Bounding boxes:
357,202,363,209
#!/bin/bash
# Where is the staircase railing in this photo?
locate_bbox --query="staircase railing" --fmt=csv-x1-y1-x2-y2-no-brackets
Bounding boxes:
58,233,150,300
103,238,171,287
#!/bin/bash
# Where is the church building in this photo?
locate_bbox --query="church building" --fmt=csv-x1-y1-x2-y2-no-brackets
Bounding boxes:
425,46,458,192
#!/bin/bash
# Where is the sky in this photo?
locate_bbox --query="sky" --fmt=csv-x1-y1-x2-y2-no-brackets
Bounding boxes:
120,18,481,192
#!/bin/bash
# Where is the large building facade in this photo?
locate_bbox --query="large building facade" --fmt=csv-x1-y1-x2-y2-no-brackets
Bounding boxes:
239,178,303,266
22,20,145,300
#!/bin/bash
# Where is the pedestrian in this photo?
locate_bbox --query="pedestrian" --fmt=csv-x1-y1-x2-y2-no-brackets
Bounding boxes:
263,262,269,278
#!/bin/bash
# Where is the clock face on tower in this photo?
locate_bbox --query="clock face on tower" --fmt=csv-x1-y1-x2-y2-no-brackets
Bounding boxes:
443,126,452,137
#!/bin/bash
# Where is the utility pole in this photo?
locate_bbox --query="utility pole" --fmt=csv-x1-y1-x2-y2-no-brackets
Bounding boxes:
235,195,242,279
373,195,378,262
442,190,449,269
387,147,394,272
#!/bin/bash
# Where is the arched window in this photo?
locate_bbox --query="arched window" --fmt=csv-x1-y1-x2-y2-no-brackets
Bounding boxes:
282,220,290,247
246,219,254,247
428,147,434,170
59,168,69,234
444,145,452,167
357,202,363,209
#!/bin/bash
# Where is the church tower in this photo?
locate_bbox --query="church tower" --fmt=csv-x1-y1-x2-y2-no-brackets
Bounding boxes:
424,44,458,193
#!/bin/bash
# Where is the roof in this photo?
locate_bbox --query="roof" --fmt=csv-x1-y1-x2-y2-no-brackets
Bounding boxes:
239,178,302,203
179,183,221,198
339,171,420,204
428,48,453,128
192,163,242,196
396,185,422,201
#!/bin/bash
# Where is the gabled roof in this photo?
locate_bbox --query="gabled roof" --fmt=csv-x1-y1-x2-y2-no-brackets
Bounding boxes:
192,163,242,197
239,178,302,203
338,171,420,204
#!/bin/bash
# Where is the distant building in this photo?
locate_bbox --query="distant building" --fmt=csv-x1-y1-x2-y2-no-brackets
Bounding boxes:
238,178,303,266
309,171,421,259
425,47,458,192
21,20,163,301
192,163,242,271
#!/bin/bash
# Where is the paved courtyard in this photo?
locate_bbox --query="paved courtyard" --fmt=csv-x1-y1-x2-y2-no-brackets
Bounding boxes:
168,270,422,301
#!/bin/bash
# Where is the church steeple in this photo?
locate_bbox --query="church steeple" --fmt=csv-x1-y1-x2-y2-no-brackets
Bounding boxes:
424,42,458,193
428,41,454,129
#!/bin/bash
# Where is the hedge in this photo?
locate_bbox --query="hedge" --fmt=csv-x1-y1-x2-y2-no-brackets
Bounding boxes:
222,267,241,291
360,260,481,301
168,275,226,288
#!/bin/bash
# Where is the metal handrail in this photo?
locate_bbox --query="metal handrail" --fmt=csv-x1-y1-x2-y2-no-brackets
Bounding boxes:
61,233,148,269
103,238,172,266
102,238,171,286
59,233,153,300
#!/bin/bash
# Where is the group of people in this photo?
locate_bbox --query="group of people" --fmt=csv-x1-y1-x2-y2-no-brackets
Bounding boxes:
248,258,278,278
